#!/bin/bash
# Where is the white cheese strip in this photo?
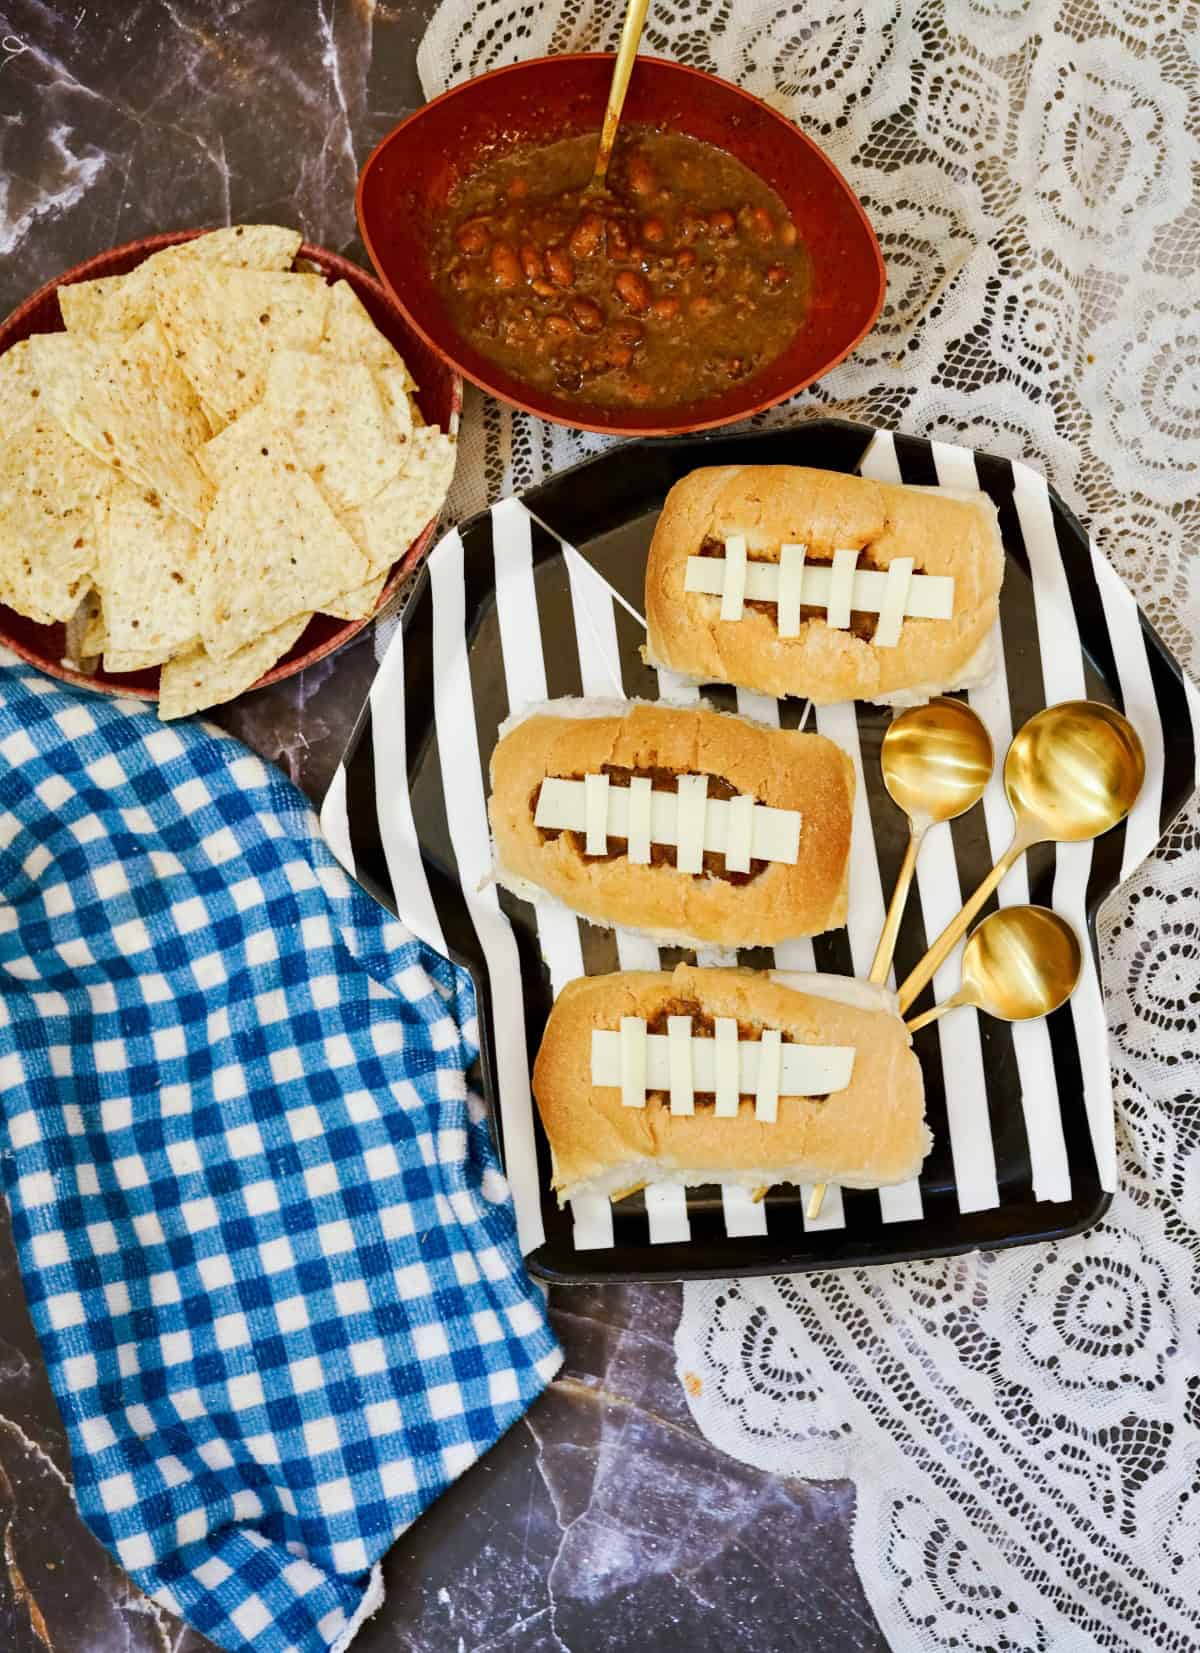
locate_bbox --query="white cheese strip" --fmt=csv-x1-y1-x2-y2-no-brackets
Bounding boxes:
755,1027,782,1123
644,1182,692,1243
725,793,755,874
777,543,806,637
683,554,954,623
592,1026,855,1099
534,777,800,865
584,772,609,855
873,557,914,649
668,1015,694,1114
826,547,860,630
714,1018,740,1117
619,1015,647,1109
720,534,747,621
674,774,708,875
721,1184,770,1237
571,1193,616,1250
626,774,652,864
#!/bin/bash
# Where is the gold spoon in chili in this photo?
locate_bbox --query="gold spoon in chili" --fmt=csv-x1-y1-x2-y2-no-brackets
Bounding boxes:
590,0,651,192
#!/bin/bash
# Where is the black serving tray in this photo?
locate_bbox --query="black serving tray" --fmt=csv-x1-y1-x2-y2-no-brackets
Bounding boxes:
322,420,1197,1282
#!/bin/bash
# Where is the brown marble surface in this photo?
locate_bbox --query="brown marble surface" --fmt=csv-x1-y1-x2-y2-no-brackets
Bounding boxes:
0,4,884,1649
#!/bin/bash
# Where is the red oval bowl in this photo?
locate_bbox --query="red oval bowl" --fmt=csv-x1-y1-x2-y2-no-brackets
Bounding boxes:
0,230,462,702
357,54,884,438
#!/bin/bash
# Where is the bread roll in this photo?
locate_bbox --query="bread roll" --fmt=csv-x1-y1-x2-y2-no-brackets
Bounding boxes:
488,698,853,947
644,464,1004,706
532,965,930,1203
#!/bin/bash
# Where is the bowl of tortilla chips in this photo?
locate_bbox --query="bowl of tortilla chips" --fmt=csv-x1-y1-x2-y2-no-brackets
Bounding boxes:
0,226,462,719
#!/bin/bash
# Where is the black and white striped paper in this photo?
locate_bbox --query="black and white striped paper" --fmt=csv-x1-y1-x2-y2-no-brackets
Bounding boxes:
321,424,1200,1278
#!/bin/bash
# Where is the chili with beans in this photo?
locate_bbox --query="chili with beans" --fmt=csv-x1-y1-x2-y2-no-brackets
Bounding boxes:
432,128,810,409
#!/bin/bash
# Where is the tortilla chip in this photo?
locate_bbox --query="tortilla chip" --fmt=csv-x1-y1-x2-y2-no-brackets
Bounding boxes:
95,476,203,662
0,419,110,622
158,611,312,721
197,402,279,488
47,319,214,527
262,350,403,510
2,338,49,433
197,429,368,658
81,595,107,656
103,646,186,673
156,265,330,428
26,331,118,425
322,280,416,438
59,225,304,337
320,568,389,621
338,427,457,572
323,280,416,388
62,586,104,673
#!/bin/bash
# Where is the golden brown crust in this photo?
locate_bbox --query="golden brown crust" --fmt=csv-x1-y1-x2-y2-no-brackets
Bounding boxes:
532,966,929,1196
644,465,1005,704
488,700,853,945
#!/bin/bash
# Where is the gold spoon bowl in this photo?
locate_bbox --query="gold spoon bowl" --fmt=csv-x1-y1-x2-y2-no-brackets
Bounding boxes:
905,904,1083,1033
1003,699,1145,844
868,697,994,984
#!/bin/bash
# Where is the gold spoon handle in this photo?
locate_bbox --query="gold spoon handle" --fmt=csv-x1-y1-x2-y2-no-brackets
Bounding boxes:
592,0,651,187
904,991,968,1035
896,835,1030,1014
868,827,923,985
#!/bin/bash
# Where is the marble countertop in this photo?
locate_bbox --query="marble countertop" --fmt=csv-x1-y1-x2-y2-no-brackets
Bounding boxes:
0,4,885,1648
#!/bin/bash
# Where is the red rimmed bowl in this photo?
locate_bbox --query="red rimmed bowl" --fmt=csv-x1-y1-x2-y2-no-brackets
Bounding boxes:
357,54,885,438
0,230,462,703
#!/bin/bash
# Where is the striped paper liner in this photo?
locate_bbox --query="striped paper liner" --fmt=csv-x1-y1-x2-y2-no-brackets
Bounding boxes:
321,423,1200,1280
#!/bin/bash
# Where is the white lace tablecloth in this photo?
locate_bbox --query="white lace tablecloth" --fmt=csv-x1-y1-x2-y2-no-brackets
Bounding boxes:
417,4,1200,1648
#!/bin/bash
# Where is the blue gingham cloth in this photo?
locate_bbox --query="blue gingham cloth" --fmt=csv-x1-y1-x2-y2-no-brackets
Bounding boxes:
0,662,561,1653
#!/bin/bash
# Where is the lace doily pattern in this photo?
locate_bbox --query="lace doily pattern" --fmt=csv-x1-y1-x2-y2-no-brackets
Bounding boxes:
417,2,1200,1646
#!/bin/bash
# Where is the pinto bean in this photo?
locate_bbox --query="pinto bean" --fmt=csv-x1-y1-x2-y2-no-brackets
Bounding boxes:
674,247,697,275
779,220,798,247
545,245,575,288
650,295,680,321
642,216,666,244
570,297,604,334
545,314,573,338
748,206,775,240
532,279,557,297
489,240,521,287
569,211,605,257
606,218,632,260
611,319,644,350
614,270,651,314
520,243,544,281
455,217,490,256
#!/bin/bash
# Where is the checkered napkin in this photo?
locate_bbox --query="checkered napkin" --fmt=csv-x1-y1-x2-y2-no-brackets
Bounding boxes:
0,661,561,1653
